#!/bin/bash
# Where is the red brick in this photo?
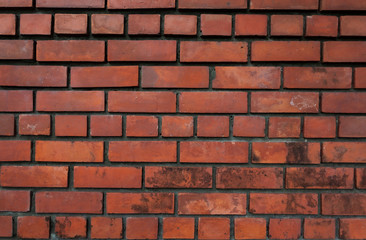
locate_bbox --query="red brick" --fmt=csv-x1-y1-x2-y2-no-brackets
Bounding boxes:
197,116,229,137
180,92,247,113
324,41,366,62
90,115,122,137
304,116,336,138
0,90,32,112
217,167,283,189
201,14,232,36
321,0,366,11
55,14,87,34
250,193,318,214
109,141,176,162
269,117,301,138
109,91,176,113
37,0,105,8
179,0,246,9
322,193,366,215
322,93,366,113
0,166,68,188
126,115,158,137
251,0,318,9
164,15,197,35
126,217,157,239
161,116,193,137
341,16,366,36
0,14,15,35
252,142,321,164
198,218,230,239
17,216,49,239
269,219,301,240
252,92,319,113
74,166,142,188
163,217,194,239
304,218,335,240
357,168,366,189
340,219,366,239
355,68,366,88
181,41,247,62
108,40,176,61
233,116,266,137
180,141,248,163
0,140,31,162
252,41,320,61
271,15,303,36
235,14,267,36
0,216,12,237
107,193,174,214
0,190,29,212
306,15,338,37
55,217,86,239
179,193,246,215
37,40,104,62
128,14,160,35
213,66,281,89
323,142,366,163
36,141,104,162
20,14,52,35
91,217,123,239
145,167,212,188
108,0,175,9
92,14,124,34
0,0,32,7
55,115,87,137
19,114,50,136
0,40,33,59
339,116,366,138
0,114,13,136
36,191,103,213
235,218,266,240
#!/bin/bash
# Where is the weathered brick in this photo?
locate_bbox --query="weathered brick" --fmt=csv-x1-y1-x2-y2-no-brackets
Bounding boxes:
91,217,123,239
235,218,267,240
340,219,366,239
17,216,49,239
198,217,230,239
163,217,195,239
19,114,50,136
161,116,193,137
323,142,366,163
233,116,266,137
55,14,87,34
197,116,229,137
268,117,301,138
92,14,124,34
306,15,338,37
269,219,301,240
0,40,33,59
357,168,366,189
304,218,335,240
55,217,86,239
322,194,366,215
126,116,158,137
126,217,158,239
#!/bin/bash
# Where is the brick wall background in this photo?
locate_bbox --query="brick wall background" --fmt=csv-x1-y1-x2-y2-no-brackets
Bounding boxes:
1,0,366,239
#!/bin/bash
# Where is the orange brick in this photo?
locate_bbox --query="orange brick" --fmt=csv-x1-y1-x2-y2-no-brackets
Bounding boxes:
126,217,158,239
91,217,123,239
322,193,366,215
304,218,335,239
17,216,49,239
268,117,301,138
179,0,246,9
19,114,50,136
90,115,122,137
197,116,229,137
201,14,232,36
163,217,195,239
55,115,87,137
128,14,160,35
161,116,193,137
0,90,33,112
164,15,197,35
0,216,12,237
108,0,174,9
235,14,267,36
233,116,266,137
55,14,87,34
0,40,33,60
0,190,30,212
306,15,338,37
198,217,230,239
20,14,52,35
304,116,336,138
37,0,105,8
340,219,366,239
271,15,303,36
269,219,301,239
126,115,158,137
55,217,86,239
235,218,266,240
323,142,366,163
0,14,15,35
92,14,124,34
0,140,31,162
0,114,14,136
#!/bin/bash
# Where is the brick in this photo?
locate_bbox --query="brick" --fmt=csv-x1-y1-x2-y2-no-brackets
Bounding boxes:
36,191,102,213
55,217,86,239
306,15,338,37
37,0,105,8
251,0,318,9
0,166,68,188
92,14,124,34
108,0,175,9
235,218,266,240
91,217,123,239
252,142,321,164
128,14,160,35
180,92,247,113
324,41,366,62
55,115,87,137
322,93,366,113
36,141,104,163
233,116,266,137
252,41,320,62
201,14,232,36
197,116,229,137
323,142,366,163
20,14,51,35
179,193,246,215
198,218,230,240
284,67,352,89
357,168,366,189
0,114,14,136
74,166,142,188
269,219,301,240
213,66,281,89
340,219,366,239
321,0,366,11
304,116,336,138
304,218,335,240
250,193,318,214
145,167,212,188
107,193,174,214
180,141,248,163
37,40,105,62
164,15,197,35
0,190,29,212
0,140,31,162
0,90,33,112
109,141,176,162
0,14,15,35
161,116,193,137
17,216,49,239
179,0,247,9
108,40,176,61
217,167,283,189
37,91,104,112
271,15,303,36
181,41,247,62
322,194,366,215
142,66,209,88
126,217,158,239
163,217,195,239
0,0,32,7
235,14,267,36
19,114,50,136
0,216,12,237
0,40,33,59
109,91,176,113
90,115,122,137
339,116,366,138
55,14,87,34
355,68,366,88
268,117,301,138
251,92,319,113
126,115,158,137
341,16,366,36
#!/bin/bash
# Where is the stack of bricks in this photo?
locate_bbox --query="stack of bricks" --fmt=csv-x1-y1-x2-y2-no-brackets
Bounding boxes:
1,0,366,239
